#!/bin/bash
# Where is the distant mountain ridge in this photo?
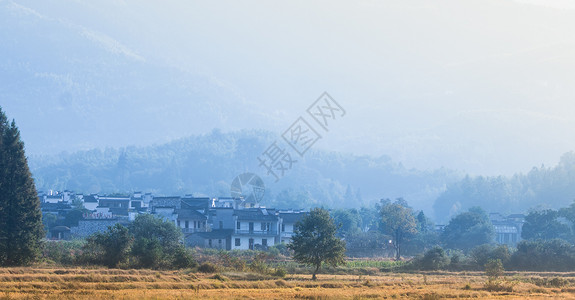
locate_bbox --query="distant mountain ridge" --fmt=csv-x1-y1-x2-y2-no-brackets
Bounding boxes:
29,129,460,215
0,0,265,155
29,130,575,222
434,152,575,222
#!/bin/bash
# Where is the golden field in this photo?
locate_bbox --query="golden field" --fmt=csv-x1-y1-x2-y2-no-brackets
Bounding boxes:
0,268,575,299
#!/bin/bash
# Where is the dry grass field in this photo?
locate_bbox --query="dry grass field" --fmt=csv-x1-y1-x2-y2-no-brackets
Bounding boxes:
1,268,575,299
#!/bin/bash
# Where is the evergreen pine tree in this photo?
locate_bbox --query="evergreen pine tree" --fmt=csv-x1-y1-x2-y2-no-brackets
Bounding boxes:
0,107,44,266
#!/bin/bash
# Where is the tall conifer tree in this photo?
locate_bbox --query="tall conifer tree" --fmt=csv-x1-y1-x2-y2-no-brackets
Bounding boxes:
0,107,43,266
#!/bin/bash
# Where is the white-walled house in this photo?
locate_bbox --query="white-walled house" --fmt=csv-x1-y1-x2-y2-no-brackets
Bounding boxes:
231,208,279,250
278,211,306,244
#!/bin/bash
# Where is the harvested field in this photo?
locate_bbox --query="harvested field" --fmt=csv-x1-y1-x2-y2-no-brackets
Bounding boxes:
0,268,574,299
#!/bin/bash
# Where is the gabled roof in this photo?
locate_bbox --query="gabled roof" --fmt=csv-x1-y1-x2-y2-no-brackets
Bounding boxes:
507,214,525,219
280,212,307,224
41,202,72,210
151,197,181,209
99,197,130,202
181,197,211,209
234,208,278,221
84,195,98,203
52,226,71,232
177,209,207,220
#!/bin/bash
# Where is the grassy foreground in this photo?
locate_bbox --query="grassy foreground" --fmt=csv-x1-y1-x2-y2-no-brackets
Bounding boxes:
1,268,575,299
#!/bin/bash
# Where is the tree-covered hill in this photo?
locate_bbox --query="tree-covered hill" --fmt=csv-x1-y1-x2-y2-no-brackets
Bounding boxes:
30,130,575,221
434,152,575,222
29,129,459,214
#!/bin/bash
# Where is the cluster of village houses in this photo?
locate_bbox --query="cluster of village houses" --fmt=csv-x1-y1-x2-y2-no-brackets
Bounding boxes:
40,190,526,250
40,190,306,250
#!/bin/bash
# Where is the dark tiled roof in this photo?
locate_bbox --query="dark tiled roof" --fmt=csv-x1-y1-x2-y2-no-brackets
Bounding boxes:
181,197,211,209
507,214,525,219
177,209,207,220
234,209,278,221
280,212,307,224
41,202,72,210
151,197,182,209
154,197,182,200
84,195,98,203
52,226,71,232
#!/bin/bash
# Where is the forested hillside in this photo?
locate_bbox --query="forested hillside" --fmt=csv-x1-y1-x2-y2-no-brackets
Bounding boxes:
30,129,575,220
29,130,459,214
434,152,575,221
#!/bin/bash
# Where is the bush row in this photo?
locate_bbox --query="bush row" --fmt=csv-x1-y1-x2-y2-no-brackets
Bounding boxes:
410,239,575,272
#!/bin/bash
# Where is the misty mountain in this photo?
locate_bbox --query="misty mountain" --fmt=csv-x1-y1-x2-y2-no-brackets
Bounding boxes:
434,152,575,222
0,1,265,154
3,1,575,176
29,129,460,214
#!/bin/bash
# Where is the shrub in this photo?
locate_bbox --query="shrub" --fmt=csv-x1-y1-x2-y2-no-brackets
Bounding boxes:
510,239,575,271
172,246,197,269
210,274,228,281
484,280,513,292
549,277,568,288
81,224,133,268
470,244,511,269
42,240,84,266
417,246,450,270
485,259,504,281
273,266,287,278
248,253,270,274
198,262,218,273
447,249,467,271
483,259,512,292
268,243,291,256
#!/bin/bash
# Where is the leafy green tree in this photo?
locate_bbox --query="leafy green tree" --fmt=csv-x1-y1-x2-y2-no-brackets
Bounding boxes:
81,214,195,269
359,206,379,231
485,259,504,281
380,199,418,260
403,210,439,256
416,211,430,233
522,209,571,241
288,208,346,280
171,246,197,269
63,209,85,228
42,213,58,233
417,246,450,270
83,223,133,268
130,214,186,268
131,237,163,268
470,244,511,268
0,108,44,266
331,209,362,237
344,231,390,257
441,207,494,252
510,239,575,271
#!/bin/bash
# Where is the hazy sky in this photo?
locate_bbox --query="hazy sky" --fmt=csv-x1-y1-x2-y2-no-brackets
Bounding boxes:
3,0,575,176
